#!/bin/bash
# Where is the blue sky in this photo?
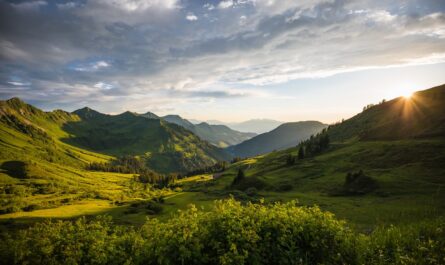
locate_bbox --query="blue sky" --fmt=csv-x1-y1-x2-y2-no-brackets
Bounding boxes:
1,0,445,123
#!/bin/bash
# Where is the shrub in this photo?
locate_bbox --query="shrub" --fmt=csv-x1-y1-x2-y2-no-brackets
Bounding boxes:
276,182,293,192
2,199,444,265
343,170,378,195
244,187,258,196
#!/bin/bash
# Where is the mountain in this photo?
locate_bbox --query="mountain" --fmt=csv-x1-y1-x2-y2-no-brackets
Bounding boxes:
162,115,195,130
0,98,230,174
327,84,445,142
140,111,159,119
194,119,283,134
227,119,283,134
161,115,256,147
193,122,257,147
228,121,328,157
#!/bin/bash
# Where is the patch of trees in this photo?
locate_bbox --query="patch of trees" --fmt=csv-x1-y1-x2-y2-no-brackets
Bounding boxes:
87,155,149,174
331,170,379,196
3,198,444,265
230,157,245,164
342,170,378,195
185,161,227,177
289,129,330,163
87,156,180,188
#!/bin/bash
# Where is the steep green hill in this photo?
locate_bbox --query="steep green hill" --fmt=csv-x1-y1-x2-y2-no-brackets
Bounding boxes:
227,121,327,157
0,98,141,214
328,84,445,142
162,115,256,147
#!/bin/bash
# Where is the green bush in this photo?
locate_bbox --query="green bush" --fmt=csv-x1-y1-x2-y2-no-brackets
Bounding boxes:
1,199,444,265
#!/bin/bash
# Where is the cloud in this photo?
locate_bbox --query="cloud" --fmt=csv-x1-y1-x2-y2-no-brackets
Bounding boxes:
73,61,111,72
7,81,31,86
11,0,47,11
1,0,445,114
203,3,215,11
56,2,80,10
186,13,198,21
94,82,114,90
218,0,234,9
100,0,179,12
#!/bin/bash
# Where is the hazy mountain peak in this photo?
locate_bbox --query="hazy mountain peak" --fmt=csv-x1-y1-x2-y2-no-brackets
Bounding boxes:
73,107,105,120
141,111,159,119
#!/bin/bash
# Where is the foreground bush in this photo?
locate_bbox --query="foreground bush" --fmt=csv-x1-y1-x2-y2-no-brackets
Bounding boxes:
1,198,444,265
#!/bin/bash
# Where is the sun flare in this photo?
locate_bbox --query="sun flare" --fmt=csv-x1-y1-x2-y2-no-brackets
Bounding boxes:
403,92,413,99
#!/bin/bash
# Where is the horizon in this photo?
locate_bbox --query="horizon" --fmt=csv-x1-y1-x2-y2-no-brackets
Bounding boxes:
1,0,445,123
3,80,444,125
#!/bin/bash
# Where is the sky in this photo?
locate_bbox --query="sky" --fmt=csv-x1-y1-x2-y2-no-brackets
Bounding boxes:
1,0,445,123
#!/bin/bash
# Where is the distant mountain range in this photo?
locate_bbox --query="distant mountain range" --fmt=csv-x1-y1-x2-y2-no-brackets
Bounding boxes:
227,121,328,157
190,119,284,134
162,115,256,147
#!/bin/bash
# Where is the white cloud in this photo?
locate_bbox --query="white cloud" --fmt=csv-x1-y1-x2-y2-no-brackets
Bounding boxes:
102,0,179,12
56,2,79,10
94,82,114,90
366,10,396,23
218,0,234,9
7,81,31,86
203,3,215,10
11,0,47,11
74,61,111,72
186,13,198,21
239,15,247,25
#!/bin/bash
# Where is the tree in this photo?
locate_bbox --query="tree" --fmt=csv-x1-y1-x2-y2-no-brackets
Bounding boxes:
298,147,305,160
232,168,245,186
286,154,295,165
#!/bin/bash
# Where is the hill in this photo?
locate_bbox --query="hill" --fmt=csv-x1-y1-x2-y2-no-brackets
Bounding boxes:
66,108,230,173
1,98,230,174
162,115,256,147
227,121,327,157
160,84,445,230
328,84,445,142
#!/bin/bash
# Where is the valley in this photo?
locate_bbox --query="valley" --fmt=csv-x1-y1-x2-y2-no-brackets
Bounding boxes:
1,84,444,264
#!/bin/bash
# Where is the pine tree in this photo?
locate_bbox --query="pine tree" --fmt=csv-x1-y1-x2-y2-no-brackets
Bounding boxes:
298,147,305,160
232,168,245,186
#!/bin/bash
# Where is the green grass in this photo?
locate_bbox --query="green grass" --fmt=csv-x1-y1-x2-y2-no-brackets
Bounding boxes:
162,139,445,230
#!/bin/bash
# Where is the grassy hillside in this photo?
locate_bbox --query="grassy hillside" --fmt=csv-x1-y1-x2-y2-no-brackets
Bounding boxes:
0,98,165,216
227,121,327,157
328,84,445,142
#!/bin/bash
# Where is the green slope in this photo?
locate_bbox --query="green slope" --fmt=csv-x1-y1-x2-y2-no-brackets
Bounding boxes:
227,121,327,157
177,84,445,228
0,98,142,214
328,84,445,142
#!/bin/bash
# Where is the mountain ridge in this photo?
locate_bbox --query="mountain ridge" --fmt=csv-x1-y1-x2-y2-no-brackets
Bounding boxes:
228,120,328,157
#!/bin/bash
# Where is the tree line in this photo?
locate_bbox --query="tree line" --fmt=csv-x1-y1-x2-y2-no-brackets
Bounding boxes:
286,128,330,165
87,156,181,188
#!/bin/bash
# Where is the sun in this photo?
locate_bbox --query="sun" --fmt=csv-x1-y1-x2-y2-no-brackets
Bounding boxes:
402,91,413,99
